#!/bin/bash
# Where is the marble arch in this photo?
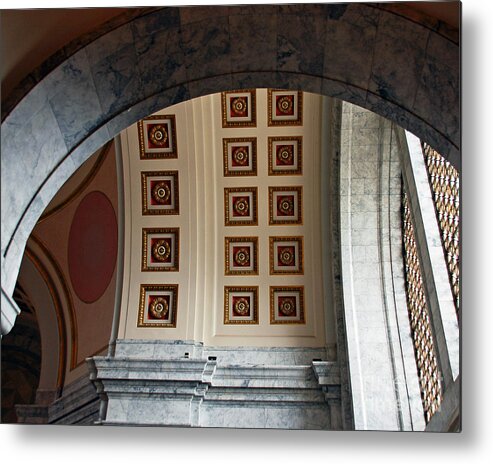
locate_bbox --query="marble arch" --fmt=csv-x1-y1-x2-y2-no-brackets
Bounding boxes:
1,4,459,333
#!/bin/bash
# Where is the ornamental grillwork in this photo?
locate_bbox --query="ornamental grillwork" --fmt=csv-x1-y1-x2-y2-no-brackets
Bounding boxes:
422,143,460,314
403,192,442,423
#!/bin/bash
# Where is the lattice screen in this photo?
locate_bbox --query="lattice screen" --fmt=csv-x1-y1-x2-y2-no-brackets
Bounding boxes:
422,143,460,315
402,192,442,423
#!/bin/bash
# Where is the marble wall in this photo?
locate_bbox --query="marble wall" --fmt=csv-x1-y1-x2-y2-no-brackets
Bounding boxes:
87,340,341,429
339,102,425,431
1,4,459,335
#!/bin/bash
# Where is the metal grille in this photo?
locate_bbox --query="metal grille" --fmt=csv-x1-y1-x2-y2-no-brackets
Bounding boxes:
402,192,442,423
422,143,460,314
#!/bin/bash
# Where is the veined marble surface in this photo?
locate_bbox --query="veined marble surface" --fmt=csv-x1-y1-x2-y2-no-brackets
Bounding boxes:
339,103,425,432
113,339,334,365
87,341,342,429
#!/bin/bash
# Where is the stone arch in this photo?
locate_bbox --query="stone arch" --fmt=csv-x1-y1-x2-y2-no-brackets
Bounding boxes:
0,4,459,332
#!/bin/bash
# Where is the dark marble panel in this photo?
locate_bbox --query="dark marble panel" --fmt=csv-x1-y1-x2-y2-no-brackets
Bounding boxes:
365,91,457,169
90,40,143,118
131,7,180,42
369,11,430,108
180,17,231,81
273,73,323,95
424,31,459,73
188,75,234,100
85,24,135,65
229,72,277,92
143,85,191,117
340,3,380,29
46,50,105,150
86,25,144,114
105,85,190,137
30,48,69,89
435,21,460,44
278,4,333,17
179,6,229,25
64,8,154,56
446,147,460,173
230,71,323,96
374,2,459,44
135,28,187,96
323,5,379,91
229,14,277,72
228,5,278,16
365,92,416,132
414,33,459,152
322,79,368,109
414,60,459,154
277,13,326,76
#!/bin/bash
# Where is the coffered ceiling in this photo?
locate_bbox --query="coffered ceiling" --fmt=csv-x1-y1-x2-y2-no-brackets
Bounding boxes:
118,89,333,348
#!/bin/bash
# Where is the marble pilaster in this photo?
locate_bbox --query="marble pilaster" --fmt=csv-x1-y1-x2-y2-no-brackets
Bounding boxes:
339,102,425,431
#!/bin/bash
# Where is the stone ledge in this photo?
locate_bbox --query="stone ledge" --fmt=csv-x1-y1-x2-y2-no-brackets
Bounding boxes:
86,348,342,429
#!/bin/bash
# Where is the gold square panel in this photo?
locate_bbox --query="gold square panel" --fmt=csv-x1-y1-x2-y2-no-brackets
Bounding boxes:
224,286,259,324
224,187,258,226
269,186,302,225
270,286,305,324
225,237,258,275
138,115,177,159
223,137,257,176
141,171,179,215
269,236,303,275
138,284,178,327
268,136,302,175
142,228,179,272
268,89,303,126
221,90,257,128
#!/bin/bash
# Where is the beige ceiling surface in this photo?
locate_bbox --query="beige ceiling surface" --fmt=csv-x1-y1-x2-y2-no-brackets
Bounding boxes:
118,90,332,347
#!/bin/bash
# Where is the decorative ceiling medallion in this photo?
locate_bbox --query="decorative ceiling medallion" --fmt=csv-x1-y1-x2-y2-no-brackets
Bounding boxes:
224,286,259,324
223,138,257,176
270,286,305,324
138,284,178,327
269,236,303,275
224,187,258,226
268,136,303,175
141,171,179,215
268,90,303,126
225,237,258,275
269,186,302,225
142,228,179,272
138,115,177,159
221,90,256,128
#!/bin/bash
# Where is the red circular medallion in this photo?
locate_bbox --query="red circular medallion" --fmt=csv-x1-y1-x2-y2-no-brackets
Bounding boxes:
68,191,118,303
